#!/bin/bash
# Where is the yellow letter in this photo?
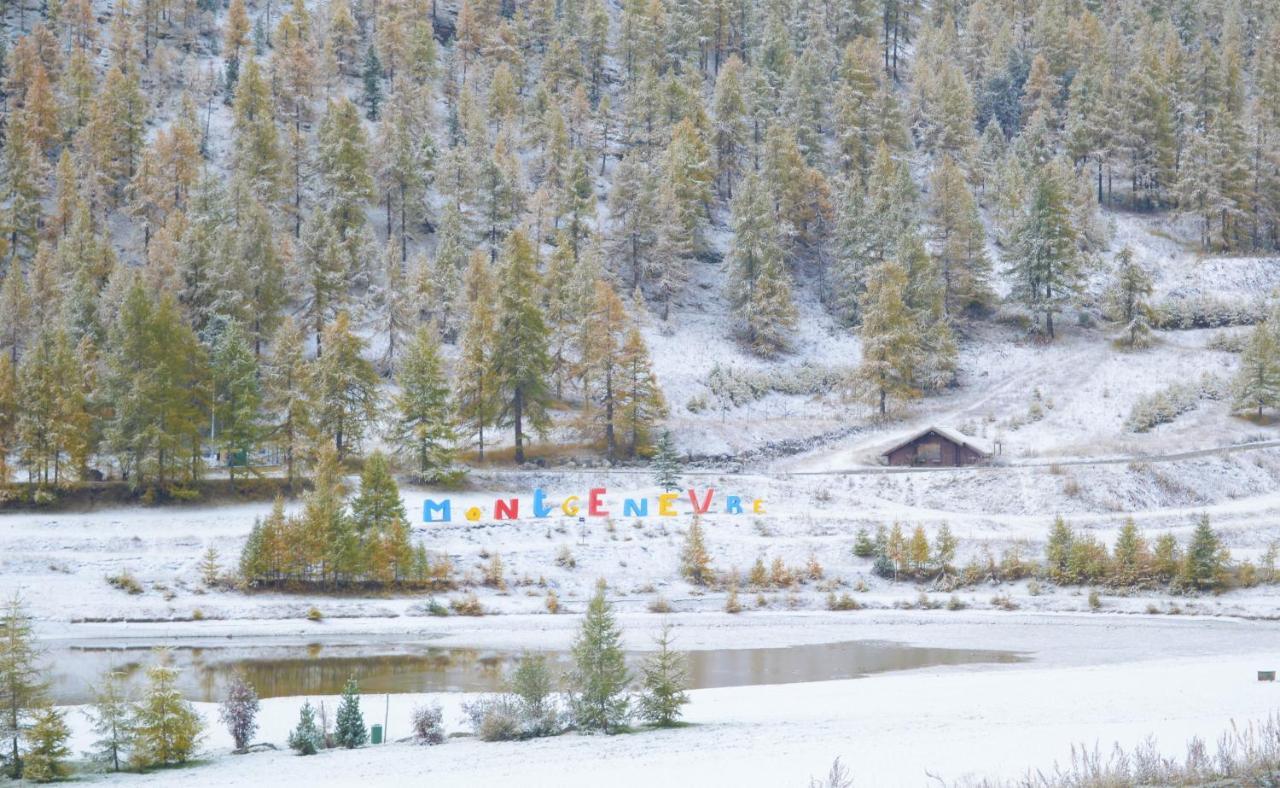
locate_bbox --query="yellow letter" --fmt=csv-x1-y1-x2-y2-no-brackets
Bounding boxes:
658,492,678,516
561,495,580,516
752,498,766,514
465,506,483,522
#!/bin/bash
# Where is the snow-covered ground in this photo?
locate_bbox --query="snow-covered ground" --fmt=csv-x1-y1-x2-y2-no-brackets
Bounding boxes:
6,455,1280,785
38,612,1280,787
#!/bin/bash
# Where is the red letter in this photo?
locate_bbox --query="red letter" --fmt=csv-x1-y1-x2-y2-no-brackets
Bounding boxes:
688,488,715,514
588,487,609,517
494,497,520,520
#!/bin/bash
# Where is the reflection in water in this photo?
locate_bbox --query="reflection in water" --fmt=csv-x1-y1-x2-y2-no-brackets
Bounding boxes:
46,640,1024,704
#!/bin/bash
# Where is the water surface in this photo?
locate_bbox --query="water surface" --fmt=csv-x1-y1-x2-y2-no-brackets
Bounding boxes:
46,639,1025,704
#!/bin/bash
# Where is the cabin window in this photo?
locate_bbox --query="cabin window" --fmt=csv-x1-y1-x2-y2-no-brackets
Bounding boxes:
917,441,942,464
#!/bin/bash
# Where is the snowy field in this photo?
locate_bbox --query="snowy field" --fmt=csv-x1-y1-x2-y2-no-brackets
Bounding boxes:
6,451,1280,786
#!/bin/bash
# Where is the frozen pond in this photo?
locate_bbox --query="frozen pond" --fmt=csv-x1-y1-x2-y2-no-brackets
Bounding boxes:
45,638,1026,703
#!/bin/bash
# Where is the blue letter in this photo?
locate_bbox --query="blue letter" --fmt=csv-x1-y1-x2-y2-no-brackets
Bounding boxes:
725,496,743,515
423,499,452,523
533,488,555,517
623,498,649,517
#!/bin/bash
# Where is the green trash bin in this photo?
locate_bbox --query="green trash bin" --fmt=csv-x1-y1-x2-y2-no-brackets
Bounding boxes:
370,724,383,744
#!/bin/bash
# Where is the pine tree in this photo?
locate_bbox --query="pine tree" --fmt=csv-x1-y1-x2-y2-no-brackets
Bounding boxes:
131,657,203,768
1233,318,1280,418
569,582,630,734
680,519,713,585
455,251,498,461
857,259,921,417
211,320,263,478
652,430,681,491
490,231,552,464
1111,518,1149,587
349,452,406,539
312,312,380,459
218,674,259,751
0,595,46,780
935,523,957,567
307,447,359,585
288,701,322,755
19,704,70,783
928,156,992,317
362,46,383,120
1181,514,1223,591
618,320,666,457
0,357,15,486
1004,162,1082,339
0,258,31,364
726,173,796,356
84,670,133,772
334,676,367,748
264,318,314,489
390,326,456,479
1045,516,1075,582
374,80,435,262
637,623,689,727
579,279,629,461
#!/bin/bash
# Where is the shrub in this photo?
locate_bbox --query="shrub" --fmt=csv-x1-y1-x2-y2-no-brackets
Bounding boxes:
464,695,524,741
724,585,742,613
306,606,323,621
946,595,966,611
991,593,1018,611
107,571,143,595
647,595,672,614
555,545,576,569
545,590,561,614
1088,589,1102,610
410,703,445,745
483,553,506,589
826,592,861,611
218,674,260,751
450,593,485,616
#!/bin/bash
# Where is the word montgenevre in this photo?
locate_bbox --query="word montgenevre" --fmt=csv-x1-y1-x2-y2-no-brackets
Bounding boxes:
422,488,765,523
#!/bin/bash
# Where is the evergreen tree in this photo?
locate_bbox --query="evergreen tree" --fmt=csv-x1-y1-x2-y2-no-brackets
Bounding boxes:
307,447,359,585
390,326,456,479
928,156,992,317
579,279,629,462
19,704,70,783
679,519,713,585
1233,318,1280,418
637,624,689,727
490,231,552,464
362,46,383,120
726,173,796,356
618,321,666,457
334,676,367,748
455,250,499,461
211,320,263,478
652,430,681,491
1045,516,1075,583
84,670,133,772
218,674,260,751
1111,518,1149,587
312,312,380,459
287,701,322,755
131,658,203,768
0,258,31,364
569,582,631,735
1181,514,1223,591
349,452,406,540
1004,162,1082,339
857,259,921,417
264,318,314,489
0,595,46,780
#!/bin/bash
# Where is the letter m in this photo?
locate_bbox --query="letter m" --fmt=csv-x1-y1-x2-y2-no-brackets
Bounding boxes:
423,499,452,523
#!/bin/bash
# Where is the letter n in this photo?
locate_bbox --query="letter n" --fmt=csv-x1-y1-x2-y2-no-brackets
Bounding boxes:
494,498,520,520
623,498,649,517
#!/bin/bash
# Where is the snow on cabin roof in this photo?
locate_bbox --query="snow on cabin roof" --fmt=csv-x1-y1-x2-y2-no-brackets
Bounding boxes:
878,426,993,458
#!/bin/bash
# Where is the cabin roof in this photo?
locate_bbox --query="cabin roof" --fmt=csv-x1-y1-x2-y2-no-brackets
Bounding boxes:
878,426,993,458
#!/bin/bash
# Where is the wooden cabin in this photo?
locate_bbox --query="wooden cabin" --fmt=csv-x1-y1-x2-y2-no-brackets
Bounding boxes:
880,427,992,468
